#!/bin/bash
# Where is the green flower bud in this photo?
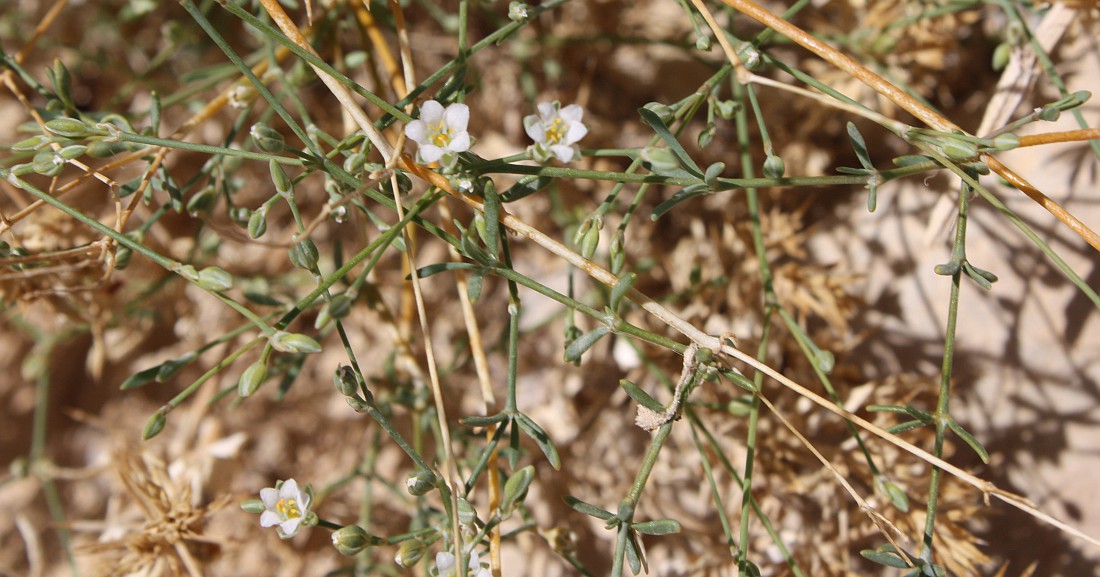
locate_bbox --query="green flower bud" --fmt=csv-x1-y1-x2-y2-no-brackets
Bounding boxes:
175,264,200,283
238,361,267,397
250,122,285,152
695,34,713,51
697,123,717,148
196,266,234,292
248,207,268,239
269,159,293,198
270,331,322,354
32,150,64,177
185,186,217,215
332,525,380,556
640,146,681,175
405,469,437,496
641,102,673,125
11,134,51,151
57,144,87,160
941,137,978,161
991,133,1020,151
457,497,476,526
240,499,265,514
289,239,319,271
113,244,133,270
142,410,167,440
394,539,427,568
333,365,358,397
763,154,785,179
44,117,93,138
992,42,1011,71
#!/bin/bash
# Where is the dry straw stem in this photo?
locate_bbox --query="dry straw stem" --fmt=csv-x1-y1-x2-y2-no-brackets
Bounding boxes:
256,0,1100,554
712,0,1100,253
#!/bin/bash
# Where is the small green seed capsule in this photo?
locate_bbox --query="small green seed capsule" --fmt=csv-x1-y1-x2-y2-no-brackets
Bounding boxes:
197,266,234,292
763,154,785,179
142,411,167,440
248,207,268,239
44,117,92,138
333,365,358,397
250,122,285,152
394,539,427,568
238,361,267,397
270,331,322,354
405,469,437,496
332,525,379,556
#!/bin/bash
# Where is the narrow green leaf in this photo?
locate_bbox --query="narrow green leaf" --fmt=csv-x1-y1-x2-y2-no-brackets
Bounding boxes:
120,365,161,390
947,419,990,464
501,465,535,514
500,175,552,202
631,519,681,535
860,549,910,569
563,325,610,363
515,413,561,469
624,530,646,574
609,272,636,313
156,352,197,382
415,262,481,278
638,107,703,176
563,496,614,520
651,183,711,221
846,122,872,170
620,379,664,412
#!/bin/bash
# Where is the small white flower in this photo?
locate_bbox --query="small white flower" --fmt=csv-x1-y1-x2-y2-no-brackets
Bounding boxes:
508,1,529,21
434,550,491,577
259,478,315,539
524,101,588,163
405,100,472,169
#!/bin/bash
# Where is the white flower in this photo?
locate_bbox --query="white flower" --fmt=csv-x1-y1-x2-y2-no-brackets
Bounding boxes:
405,100,472,169
434,550,491,577
524,101,587,163
259,478,315,539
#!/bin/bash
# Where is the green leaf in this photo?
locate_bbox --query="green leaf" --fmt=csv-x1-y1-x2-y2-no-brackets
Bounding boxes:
501,465,535,515
887,419,928,435
860,548,911,569
563,325,610,363
631,519,681,535
466,271,484,304
461,413,508,427
650,183,711,221
846,122,872,170
120,365,160,390
609,272,636,313
156,352,197,382
624,530,646,574
482,181,501,261
563,496,613,520
515,413,561,469
620,379,664,412
947,419,990,464
500,175,553,202
638,107,703,176
415,262,481,278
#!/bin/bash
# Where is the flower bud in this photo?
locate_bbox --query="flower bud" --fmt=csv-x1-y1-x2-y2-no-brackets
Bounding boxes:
405,469,437,496
142,410,167,440
238,361,267,397
941,137,978,161
32,151,64,177
508,1,530,21
457,497,477,526
289,239,319,271
640,147,681,175
11,134,50,151
44,117,93,138
57,144,87,160
332,525,380,556
394,539,427,568
270,331,322,354
250,122,285,152
248,207,268,239
186,186,217,215
196,266,234,292
269,159,293,198
763,154,785,179
991,133,1020,151
333,365,358,397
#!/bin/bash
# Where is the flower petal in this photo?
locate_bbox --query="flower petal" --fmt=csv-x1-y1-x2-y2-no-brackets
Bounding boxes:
259,487,280,508
435,551,456,574
280,516,303,536
279,479,301,501
420,100,445,124
446,132,471,153
418,144,445,163
405,119,428,143
443,103,470,132
523,115,545,143
550,144,577,162
260,510,282,527
564,122,588,145
560,104,584,123
537,101,556,120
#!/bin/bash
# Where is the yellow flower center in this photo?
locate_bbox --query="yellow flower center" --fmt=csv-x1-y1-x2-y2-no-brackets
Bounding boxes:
277,498,302,519
545,117,566,144
429,121,452,148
